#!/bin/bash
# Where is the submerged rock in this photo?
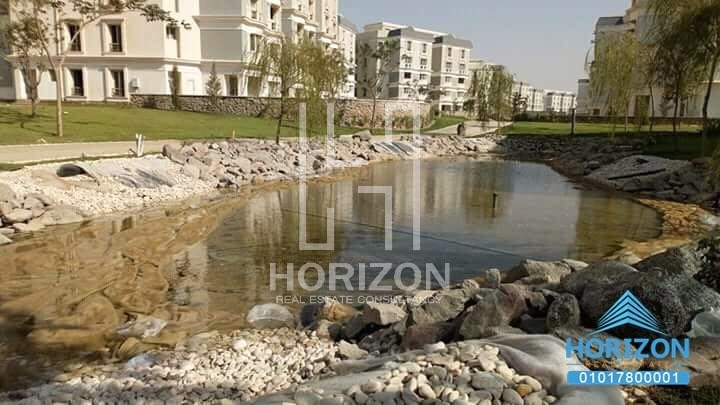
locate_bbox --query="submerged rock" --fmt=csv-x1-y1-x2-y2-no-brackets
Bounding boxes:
246,304,295,329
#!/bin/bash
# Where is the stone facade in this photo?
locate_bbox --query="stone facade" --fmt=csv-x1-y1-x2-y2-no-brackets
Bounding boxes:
130,95,433,130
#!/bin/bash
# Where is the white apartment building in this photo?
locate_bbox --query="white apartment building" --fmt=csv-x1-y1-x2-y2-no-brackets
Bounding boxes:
584,0,720,118
544,91,576,114
337,15,357,98
431,35,472,112
356,22,473,110
512,82,545,113
1,0,355,102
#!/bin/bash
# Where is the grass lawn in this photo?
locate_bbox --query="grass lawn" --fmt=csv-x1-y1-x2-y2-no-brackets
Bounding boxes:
0,103,357,145
505,121,718,160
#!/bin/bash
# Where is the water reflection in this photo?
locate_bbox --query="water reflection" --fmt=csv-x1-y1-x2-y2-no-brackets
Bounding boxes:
0,158,661,390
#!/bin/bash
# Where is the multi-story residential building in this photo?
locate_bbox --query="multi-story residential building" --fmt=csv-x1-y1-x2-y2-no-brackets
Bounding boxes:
431,35,472,112
2,0,351,102
512,82,545,113
584,0,720,118
337,15,357,98
356,23,434,101
544,91,576,114
356,22,472,110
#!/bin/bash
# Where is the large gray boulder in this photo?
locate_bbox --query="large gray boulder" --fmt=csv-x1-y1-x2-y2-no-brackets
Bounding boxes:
634,244,704,277
2,208,34,224
362,302,406,326
408,287,475,326
162,144,187,165
560,261,637,297
246,304,295,329
459,286,528,339
546,294,580,331
502,260,575,285
580,270,720,338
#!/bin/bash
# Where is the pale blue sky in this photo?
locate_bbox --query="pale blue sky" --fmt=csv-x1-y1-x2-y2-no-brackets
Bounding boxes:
341,0,629,92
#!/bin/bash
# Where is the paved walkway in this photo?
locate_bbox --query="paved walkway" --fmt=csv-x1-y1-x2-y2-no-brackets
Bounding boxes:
0,140,183,164
428,120,512,137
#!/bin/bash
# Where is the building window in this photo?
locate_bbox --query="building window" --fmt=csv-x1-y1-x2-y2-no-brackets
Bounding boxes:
406,40,412,51
403,87,412,96
250,34,261,52
107,23,123,52
49,69,57,82
461,49,466,59
404,72,412,80
444,76,452,84
226,75,238,96
419,73,427,81
458,78,465,85
66,23,81,52
402,55,412,69
69,69,84,96
447,47,452,57
110,69,125,97
422,43,427,54
459,63,466,74
445,62,452,73
420,58,427,70
250,0,259,19
166,26,178,40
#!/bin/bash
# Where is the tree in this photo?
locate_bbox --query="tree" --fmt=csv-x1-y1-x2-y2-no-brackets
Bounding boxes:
650,0,720,155
2,16,43,117
170,65,181,110
296,40,348,137
255,38,303,144
205,62,222,110
590,31,640,137
653,22,704,152
464,68,491,121
7,0,183,137
487,66,513,123
357,40,399,130
511,92,527,117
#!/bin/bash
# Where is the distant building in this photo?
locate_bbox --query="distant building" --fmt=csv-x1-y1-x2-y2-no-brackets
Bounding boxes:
512,82,545,112
356,21,472,111
338,15,357,98
544,91,576,114
576,78,591,115
431,34,472,112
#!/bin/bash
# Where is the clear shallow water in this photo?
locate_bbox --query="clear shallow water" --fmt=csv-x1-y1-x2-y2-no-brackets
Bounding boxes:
0,158,661,389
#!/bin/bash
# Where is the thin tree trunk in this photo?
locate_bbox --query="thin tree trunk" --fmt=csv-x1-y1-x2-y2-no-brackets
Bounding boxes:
276,93,285,145
702,51,720,157
673,95,680,153
55,64,64,137
370,95,378,132
649,85,655,134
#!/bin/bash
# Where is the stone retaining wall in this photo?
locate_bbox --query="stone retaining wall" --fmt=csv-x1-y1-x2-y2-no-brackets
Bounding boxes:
130,95,433,130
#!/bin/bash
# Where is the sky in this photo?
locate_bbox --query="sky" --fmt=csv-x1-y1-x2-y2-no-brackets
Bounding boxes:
341,0,630,92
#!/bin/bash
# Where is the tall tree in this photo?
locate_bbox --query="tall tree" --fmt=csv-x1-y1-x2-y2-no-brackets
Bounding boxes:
487,66,513,123
2,16,44,117
255,38,303,144
205,61,222,111
464,68,491,121
357,40,399,130
650,0,720,155
590,31,640,137
7,0,183,137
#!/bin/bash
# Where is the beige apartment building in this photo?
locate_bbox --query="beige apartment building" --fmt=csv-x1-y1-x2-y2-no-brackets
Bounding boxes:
512,82,546,113
1,0,355,102
582,0,720,118
356,22,472,110
431,35,472,112
338,15,357,98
